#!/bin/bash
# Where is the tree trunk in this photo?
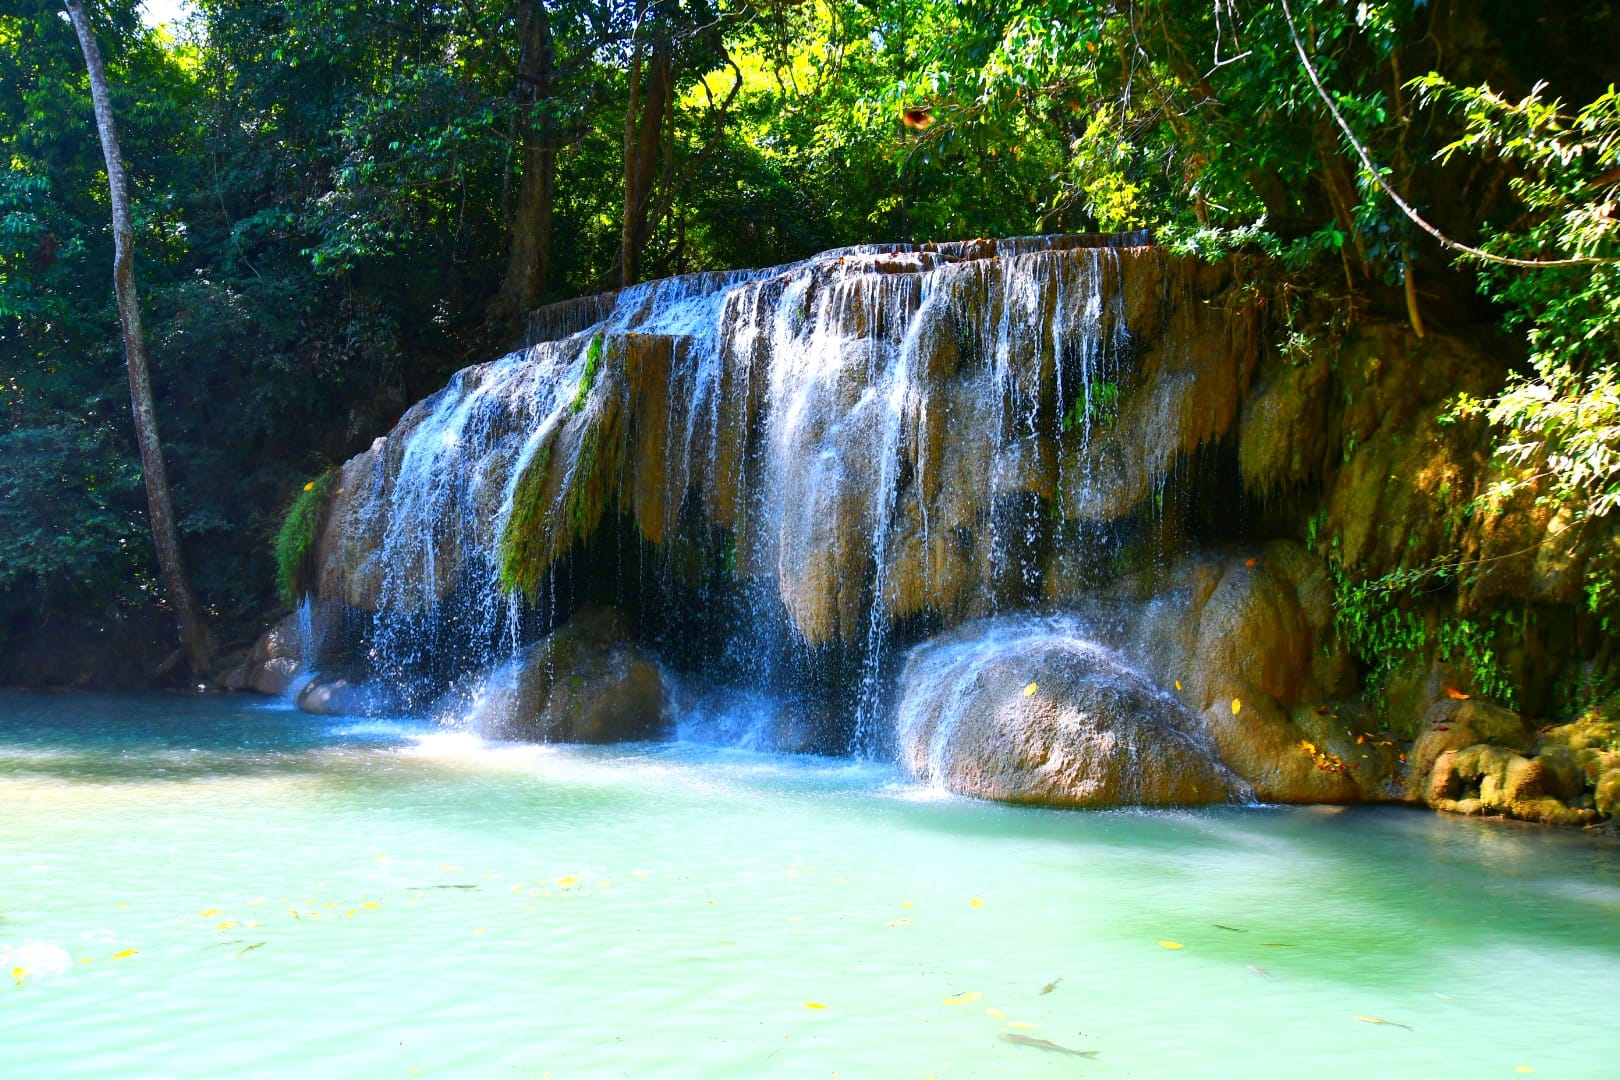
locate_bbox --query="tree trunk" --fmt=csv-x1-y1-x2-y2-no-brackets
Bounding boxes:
493,0,558,318
65,0,213,678
620,38,670,288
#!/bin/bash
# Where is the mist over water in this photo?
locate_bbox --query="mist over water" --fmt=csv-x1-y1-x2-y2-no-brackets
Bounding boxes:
5,693,1617,1078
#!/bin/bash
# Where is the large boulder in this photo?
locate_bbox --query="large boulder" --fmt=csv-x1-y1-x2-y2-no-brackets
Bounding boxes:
896,618,1245,807
220,611,303,696
480,606,667,743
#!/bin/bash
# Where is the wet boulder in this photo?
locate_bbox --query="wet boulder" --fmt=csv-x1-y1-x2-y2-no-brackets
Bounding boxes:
490,606,667,744
896,618,1245,808
296,676,400,717
220,611,303,696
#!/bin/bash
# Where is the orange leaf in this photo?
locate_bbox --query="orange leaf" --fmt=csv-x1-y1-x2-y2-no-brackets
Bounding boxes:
1444,687,1471,700
1244,557,1257,568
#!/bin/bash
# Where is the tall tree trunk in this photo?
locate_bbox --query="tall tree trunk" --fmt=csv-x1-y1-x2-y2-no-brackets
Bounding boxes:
620,38,670,288
65,0,213,677
493,0,558,318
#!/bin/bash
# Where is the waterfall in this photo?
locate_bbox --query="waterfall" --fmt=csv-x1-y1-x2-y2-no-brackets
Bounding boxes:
309,234,1254,750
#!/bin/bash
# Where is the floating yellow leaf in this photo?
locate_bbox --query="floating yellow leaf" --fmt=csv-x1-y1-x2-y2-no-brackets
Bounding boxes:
631,870,651,878
214,920,237,931
10,966,24,980
943,991,982,1005
1157,940,1184,949
111,949,138,960
557,876,579,886
473,927,485,935
200,909,221,917
1023,682,1038,697
803,1001,827,1010
1008,1021,1038,1030
439,864,462,872
345,909,356,918
361,902,380,910
901,901,913,909
1231,698,1242,716
1516,1068,1534,1074
78,958,93,965
985,1008,1005,1019
969,897,984,908
375,854,387,861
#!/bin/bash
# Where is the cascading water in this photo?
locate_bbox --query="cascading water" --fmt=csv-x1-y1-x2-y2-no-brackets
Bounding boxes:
305,233,1256,758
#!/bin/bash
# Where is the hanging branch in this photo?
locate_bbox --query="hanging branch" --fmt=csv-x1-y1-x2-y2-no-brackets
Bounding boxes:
1279,0,1616,269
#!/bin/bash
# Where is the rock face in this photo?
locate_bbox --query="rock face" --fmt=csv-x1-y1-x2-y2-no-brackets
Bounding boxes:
475,606,666,743
896,618,1245,807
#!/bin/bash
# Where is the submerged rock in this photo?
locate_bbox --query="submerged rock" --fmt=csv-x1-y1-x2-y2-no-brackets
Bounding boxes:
476,606,667,744
297,676,400,717
896,618,1245,807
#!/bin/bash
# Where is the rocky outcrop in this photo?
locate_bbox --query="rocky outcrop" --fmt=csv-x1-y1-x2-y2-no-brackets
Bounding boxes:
896,617,1244,806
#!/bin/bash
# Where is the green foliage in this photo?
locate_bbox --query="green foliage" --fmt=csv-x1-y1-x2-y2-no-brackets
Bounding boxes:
1328,552,1516,708
272,471,335,605
1422,78,1620,618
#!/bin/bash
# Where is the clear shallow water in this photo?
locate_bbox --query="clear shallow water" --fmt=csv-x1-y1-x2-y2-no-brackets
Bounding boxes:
3,694,1617,1079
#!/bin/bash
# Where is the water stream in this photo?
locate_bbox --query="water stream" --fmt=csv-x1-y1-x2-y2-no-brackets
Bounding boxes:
5,693,1616,1077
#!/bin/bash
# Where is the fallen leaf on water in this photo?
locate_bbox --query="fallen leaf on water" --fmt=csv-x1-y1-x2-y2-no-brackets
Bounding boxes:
803,1001,827,1010
1007,1021,1039,1030
1444,687,1471,700
77,958,93,965
943,991,982,1005
1023,682,1038,696
361,902,380,910
1355,1015,1413,1031
1231,698,1242,716
345,909,356,918
631,870,651,878
214,920,237,932
901,901,913,909
1038,977,1062,994
557,876,579,887
11,966,24,980
200,909,221,917
439,864,462,872
111,949,138,960
986,1007,1005,1019
969,897,984,908
1516,1068,1534,1074
1157,940,1184,949
473,927,485,935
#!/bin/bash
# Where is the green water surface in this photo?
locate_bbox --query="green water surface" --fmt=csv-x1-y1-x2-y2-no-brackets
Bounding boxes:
2,693,1616,1078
